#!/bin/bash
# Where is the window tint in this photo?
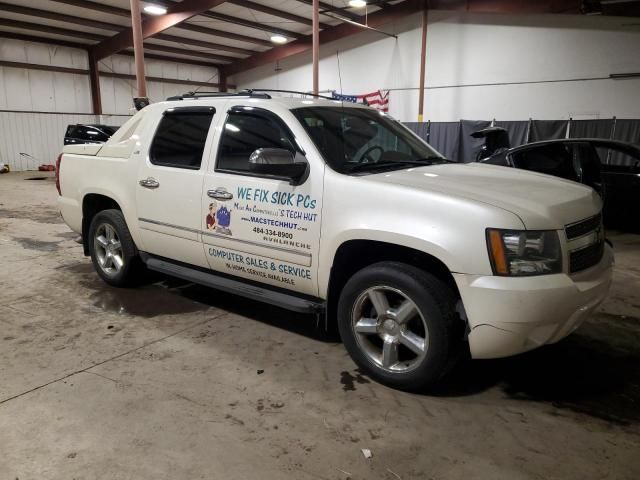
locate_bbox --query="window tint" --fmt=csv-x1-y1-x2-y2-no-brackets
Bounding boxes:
217,108,298,173
150,109,215,170
511,144,579,182
292,107,441,173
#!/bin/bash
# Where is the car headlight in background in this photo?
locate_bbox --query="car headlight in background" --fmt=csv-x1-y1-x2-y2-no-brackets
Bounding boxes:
486,229,562,276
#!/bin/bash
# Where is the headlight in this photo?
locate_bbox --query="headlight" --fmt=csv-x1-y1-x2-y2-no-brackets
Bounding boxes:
486,229,562,276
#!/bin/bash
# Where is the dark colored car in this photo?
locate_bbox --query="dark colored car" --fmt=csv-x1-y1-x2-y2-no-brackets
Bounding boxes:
479,138,640,231
64,124,118,145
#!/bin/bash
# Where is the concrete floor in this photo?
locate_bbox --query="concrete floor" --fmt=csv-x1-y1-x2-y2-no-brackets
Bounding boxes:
1,170,639,480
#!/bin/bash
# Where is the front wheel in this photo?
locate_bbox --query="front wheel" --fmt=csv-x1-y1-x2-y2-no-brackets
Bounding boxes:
88,209,143,287
337,262,462,391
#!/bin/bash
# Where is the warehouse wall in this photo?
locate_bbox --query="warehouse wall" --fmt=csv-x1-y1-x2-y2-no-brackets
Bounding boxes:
232,10,640,122
0,38,219,170
0,112,128,170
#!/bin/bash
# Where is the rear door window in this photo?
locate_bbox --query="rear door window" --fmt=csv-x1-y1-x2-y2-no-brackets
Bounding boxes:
149,107,216,170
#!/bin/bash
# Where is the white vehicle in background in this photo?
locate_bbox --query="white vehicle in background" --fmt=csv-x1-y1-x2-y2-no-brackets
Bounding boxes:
56,90,613,390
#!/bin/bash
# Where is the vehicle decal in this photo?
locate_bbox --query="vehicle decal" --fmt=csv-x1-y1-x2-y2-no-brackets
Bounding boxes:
206,201,232,236
138,217,312,261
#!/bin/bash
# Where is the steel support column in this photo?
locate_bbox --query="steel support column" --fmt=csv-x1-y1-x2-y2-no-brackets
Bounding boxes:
312,0,319,94
88,53,102,115
218,68,228,92
417,4,428,122
130,0,147,97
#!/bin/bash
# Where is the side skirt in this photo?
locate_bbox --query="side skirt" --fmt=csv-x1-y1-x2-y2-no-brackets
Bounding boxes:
140,253,326,314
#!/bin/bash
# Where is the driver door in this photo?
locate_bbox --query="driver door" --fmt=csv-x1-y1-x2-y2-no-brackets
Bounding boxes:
201,105,324,297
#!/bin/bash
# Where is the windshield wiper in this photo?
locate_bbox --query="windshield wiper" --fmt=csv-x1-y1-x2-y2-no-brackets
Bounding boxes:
347,157,447,173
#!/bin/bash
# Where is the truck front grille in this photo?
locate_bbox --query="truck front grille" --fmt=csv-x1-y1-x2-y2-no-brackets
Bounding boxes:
566,213,602,240
569,242,605,273
566,213,605,273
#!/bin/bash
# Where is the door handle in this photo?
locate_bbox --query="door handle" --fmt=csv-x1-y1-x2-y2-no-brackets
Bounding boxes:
139,177,160,189
207,188,233,200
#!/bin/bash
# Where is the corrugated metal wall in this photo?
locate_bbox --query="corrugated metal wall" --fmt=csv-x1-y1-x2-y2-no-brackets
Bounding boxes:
0,111,129,171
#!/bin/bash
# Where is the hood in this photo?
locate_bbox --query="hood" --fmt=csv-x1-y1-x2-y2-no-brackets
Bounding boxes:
367,163,601,230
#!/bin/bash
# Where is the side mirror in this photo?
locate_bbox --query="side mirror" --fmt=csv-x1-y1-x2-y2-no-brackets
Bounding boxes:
249,148,308,183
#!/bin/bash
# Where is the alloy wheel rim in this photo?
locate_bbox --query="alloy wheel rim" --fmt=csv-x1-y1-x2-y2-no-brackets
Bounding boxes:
351,286,429,373
94,223,124,277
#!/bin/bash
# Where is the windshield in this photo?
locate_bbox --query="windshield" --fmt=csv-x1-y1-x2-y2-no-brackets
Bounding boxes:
292,106,444,174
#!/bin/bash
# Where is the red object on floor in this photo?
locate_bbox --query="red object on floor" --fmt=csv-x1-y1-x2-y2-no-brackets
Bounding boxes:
39,164,56,171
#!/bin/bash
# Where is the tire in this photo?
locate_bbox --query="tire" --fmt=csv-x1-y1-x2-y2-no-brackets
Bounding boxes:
88,209,143,287
337,261,462,391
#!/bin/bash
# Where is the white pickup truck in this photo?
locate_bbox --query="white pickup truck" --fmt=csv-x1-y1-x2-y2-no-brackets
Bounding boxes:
57,90,613,390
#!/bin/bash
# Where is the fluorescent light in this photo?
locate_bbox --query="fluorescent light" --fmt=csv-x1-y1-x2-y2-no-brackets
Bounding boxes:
348,0,367,8
270,35,288,44
144,4,167,15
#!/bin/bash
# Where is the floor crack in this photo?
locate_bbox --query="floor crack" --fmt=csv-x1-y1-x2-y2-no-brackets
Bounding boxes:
0,313,226,406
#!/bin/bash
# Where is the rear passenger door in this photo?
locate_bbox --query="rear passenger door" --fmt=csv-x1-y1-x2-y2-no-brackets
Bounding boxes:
136,106,216,268
201,105,323,297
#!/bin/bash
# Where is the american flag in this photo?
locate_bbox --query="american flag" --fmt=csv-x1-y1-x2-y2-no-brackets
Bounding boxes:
331,90,389,112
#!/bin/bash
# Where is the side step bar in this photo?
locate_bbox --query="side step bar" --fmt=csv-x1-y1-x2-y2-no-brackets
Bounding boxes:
142,255,325,314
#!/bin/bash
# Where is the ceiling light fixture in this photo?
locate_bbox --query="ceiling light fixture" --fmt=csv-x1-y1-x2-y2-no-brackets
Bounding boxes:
348,0,367,8
270,34,288,44
144,4,168,15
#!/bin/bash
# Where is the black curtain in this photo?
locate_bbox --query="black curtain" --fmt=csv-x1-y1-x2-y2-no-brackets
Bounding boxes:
403,122,429,142
569,119,614,139
428,122,461,161
528,120,569,142
613,119,640,143
495,121,530,148
610,119,640,166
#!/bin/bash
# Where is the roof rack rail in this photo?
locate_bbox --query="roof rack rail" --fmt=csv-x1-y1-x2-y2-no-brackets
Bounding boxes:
243,89,336,100
166,90,270,101
166,89,336,101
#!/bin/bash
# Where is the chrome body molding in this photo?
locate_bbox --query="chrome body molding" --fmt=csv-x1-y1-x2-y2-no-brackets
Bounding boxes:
138,217,312,261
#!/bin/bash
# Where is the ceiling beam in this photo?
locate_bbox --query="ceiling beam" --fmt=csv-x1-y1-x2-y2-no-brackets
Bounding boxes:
0,59,235,88
0,60,87,75
0,18,105,41
176,22,272,47
225,0,423,76
158,0,304,39
0,17,235,65
201,12,304,38
0,31,221,68
142,42,232,64
91,0,231,60
227,0,331,29
0,30,90,49
119,51,219,68
155,32,254,55
201,11,304,39
0,2,124,31
47,0,131,18
294,0,361,21
0,2,256,57
47,0,273,46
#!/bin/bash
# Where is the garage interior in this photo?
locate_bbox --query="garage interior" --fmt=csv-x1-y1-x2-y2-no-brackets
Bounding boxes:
1,1,640,479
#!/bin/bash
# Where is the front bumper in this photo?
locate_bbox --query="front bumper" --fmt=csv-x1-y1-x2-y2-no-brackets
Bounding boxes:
453,244,614,359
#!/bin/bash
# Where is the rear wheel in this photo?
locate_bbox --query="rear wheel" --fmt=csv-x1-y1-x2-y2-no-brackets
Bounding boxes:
88,209,143,287
338,262,461,391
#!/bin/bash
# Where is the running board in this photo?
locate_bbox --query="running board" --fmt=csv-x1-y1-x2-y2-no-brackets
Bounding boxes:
142,255,324,314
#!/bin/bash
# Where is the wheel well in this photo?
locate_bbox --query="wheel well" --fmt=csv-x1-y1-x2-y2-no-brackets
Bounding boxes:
326,240,459,331
81,194,122,255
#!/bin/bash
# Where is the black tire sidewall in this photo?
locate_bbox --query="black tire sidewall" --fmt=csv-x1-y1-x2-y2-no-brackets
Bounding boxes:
338,262,458,391
88,209,139,287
